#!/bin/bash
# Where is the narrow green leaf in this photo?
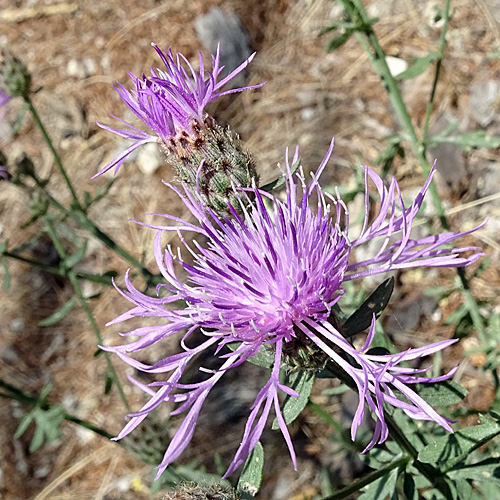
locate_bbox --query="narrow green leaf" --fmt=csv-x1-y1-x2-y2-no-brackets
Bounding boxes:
104,375,113,394
418,419,500,467
403,472,418,500
38,296,77,326
64,241,88,269
237,442,264,500
28,405,65,452
358,466,398,500
454,479,474,500
226,342,273,369
272,370,315,430
342,277,394,337
414,380,467,407
394,52,438,81
260,159,301,193
83,191,92,209
449,458,500,484
14,413,35,439
93,348,104,357
431,131,500,150
326,30,354,52
318,21,357,36
29,424,46,452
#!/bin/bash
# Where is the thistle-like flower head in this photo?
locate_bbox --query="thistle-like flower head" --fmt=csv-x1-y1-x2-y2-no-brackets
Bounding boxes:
102,140,484,478
97,44,263,214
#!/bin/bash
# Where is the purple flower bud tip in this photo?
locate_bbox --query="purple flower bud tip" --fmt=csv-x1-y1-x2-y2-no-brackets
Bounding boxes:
95,44,264,179
102,138,485,478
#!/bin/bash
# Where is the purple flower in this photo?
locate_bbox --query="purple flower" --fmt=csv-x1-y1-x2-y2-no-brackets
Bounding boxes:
0,89,10,125
0,165,9,181
0,89,11,108
102,139,484,478
95,44,263,178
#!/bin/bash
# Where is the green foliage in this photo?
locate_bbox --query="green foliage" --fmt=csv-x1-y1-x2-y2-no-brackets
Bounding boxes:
237,442,264,500
38,296,77,326
393,53,438,81
260,159,301,192
429,130,500,151
414,381,468,407
272,370,315,429
342,277,394,337
374,134,406,177
358,467,399,500
418,417,500,468
82,177,116,210
14,384,65,452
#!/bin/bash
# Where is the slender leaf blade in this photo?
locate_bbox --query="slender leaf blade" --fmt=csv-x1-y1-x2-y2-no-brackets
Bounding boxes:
237,442,264,500
38,296,77,326
272,370,315,429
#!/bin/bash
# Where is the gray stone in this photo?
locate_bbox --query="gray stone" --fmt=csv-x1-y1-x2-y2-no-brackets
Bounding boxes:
384,292,437,336
195,7,252,90
385,56,408,78
469,80,499,127
429,141,467,195
66,57,97,79
137,141,163,175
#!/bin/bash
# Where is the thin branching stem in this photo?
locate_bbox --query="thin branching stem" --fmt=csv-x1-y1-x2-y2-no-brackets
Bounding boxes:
24,98,159,286
337,0,485,340
30,174,160,287
321,455,410,500
25,96,81,209
43,217,130,411
422,0,451,142
3,250,113,285
0,379,114,440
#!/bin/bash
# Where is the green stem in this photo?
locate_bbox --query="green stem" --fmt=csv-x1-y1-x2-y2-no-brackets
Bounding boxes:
324,362,451,496
31,174,160,287
422,0,451,142
21,105,159,286
341,0,485,339
321,455,410,500
0,379,114,440
384,413,452,497
25,97,81,209
3,250,113,285
43,218,130,411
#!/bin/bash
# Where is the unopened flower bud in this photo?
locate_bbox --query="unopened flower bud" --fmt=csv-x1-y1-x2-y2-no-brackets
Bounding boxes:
0,49,31,99
160,115,257,214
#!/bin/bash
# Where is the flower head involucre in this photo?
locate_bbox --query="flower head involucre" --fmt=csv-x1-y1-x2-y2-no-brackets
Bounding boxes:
102,139,484,478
